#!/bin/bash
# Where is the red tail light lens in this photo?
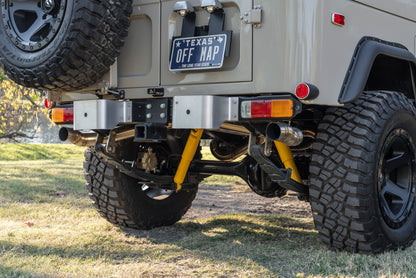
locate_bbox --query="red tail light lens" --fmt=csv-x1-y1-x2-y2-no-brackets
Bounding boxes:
250,100,270,118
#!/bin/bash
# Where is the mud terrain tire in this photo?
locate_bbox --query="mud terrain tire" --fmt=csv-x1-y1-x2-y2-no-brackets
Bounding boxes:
83,147,198,229
0,0,132,91
310,91,416,253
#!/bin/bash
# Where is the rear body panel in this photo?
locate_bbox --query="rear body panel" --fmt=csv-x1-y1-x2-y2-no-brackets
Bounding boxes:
117,0,160,88
55,0,416,106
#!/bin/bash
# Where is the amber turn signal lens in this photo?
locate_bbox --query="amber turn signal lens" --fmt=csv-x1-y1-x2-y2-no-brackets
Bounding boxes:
270,99,294,118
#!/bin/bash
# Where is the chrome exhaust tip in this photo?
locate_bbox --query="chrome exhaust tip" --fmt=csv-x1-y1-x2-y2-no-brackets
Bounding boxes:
266,122,303,146
59,127,97,146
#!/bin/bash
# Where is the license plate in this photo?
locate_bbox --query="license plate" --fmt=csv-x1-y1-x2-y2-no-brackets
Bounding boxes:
169,34,227,72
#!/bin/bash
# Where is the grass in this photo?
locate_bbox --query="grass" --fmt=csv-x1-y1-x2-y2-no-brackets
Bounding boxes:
0,143,85,161
0,144,416,277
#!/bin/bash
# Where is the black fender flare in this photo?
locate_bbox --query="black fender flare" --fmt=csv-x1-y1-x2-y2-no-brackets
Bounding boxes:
338,36,416,103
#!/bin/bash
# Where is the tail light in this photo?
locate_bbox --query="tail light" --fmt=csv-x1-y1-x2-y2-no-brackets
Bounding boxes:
51,107,74,124
241,99,294,119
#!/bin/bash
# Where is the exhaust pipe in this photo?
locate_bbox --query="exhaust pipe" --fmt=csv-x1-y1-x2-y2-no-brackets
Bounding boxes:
59,128,97,146
266,122,303,146
59,127,136,146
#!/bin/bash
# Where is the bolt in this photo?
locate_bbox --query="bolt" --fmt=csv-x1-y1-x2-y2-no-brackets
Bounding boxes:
160,113,166,119
146,113,152,119
207,6,215,13
146,104,152,109
186,109,191,115
160,103,166,109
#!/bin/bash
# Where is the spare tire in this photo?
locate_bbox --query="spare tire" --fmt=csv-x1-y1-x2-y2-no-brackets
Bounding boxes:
0,0,132,91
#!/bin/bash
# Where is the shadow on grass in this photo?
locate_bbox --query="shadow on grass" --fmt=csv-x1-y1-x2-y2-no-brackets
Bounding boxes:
122,214,323,275
1,215,322,276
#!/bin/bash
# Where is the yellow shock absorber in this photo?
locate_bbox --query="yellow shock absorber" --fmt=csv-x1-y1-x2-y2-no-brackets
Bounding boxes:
174,129,204,191
274,141,302,184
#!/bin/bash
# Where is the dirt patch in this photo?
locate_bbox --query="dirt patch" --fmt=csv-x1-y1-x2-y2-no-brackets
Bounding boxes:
124,183,312,242
183,183,312,220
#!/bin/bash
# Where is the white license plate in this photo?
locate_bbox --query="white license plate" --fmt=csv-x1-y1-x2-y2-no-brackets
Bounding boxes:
169,34,227,72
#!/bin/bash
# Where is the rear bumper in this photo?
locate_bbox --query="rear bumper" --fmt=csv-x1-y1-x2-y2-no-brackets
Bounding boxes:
73,95,301,131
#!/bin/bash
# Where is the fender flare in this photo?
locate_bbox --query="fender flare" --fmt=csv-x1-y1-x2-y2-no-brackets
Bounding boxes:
338,36,416,103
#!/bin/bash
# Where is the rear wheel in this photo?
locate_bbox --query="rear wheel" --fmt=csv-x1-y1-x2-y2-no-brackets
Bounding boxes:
310,91,416,252
83,143,199,229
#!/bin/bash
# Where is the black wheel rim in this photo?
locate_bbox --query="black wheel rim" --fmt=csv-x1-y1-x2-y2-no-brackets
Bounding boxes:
378,128,416,229
1,0,67,52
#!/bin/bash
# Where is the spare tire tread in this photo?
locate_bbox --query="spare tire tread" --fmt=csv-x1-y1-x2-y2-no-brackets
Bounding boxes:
0,0,132,91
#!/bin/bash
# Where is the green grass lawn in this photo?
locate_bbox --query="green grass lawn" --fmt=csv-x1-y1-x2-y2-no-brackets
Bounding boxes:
0,144,415,277
0,143,85,161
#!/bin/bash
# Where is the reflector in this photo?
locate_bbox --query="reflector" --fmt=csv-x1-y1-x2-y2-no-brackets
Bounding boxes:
332,13,345,26
44,99,52,109
296,83,310,99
